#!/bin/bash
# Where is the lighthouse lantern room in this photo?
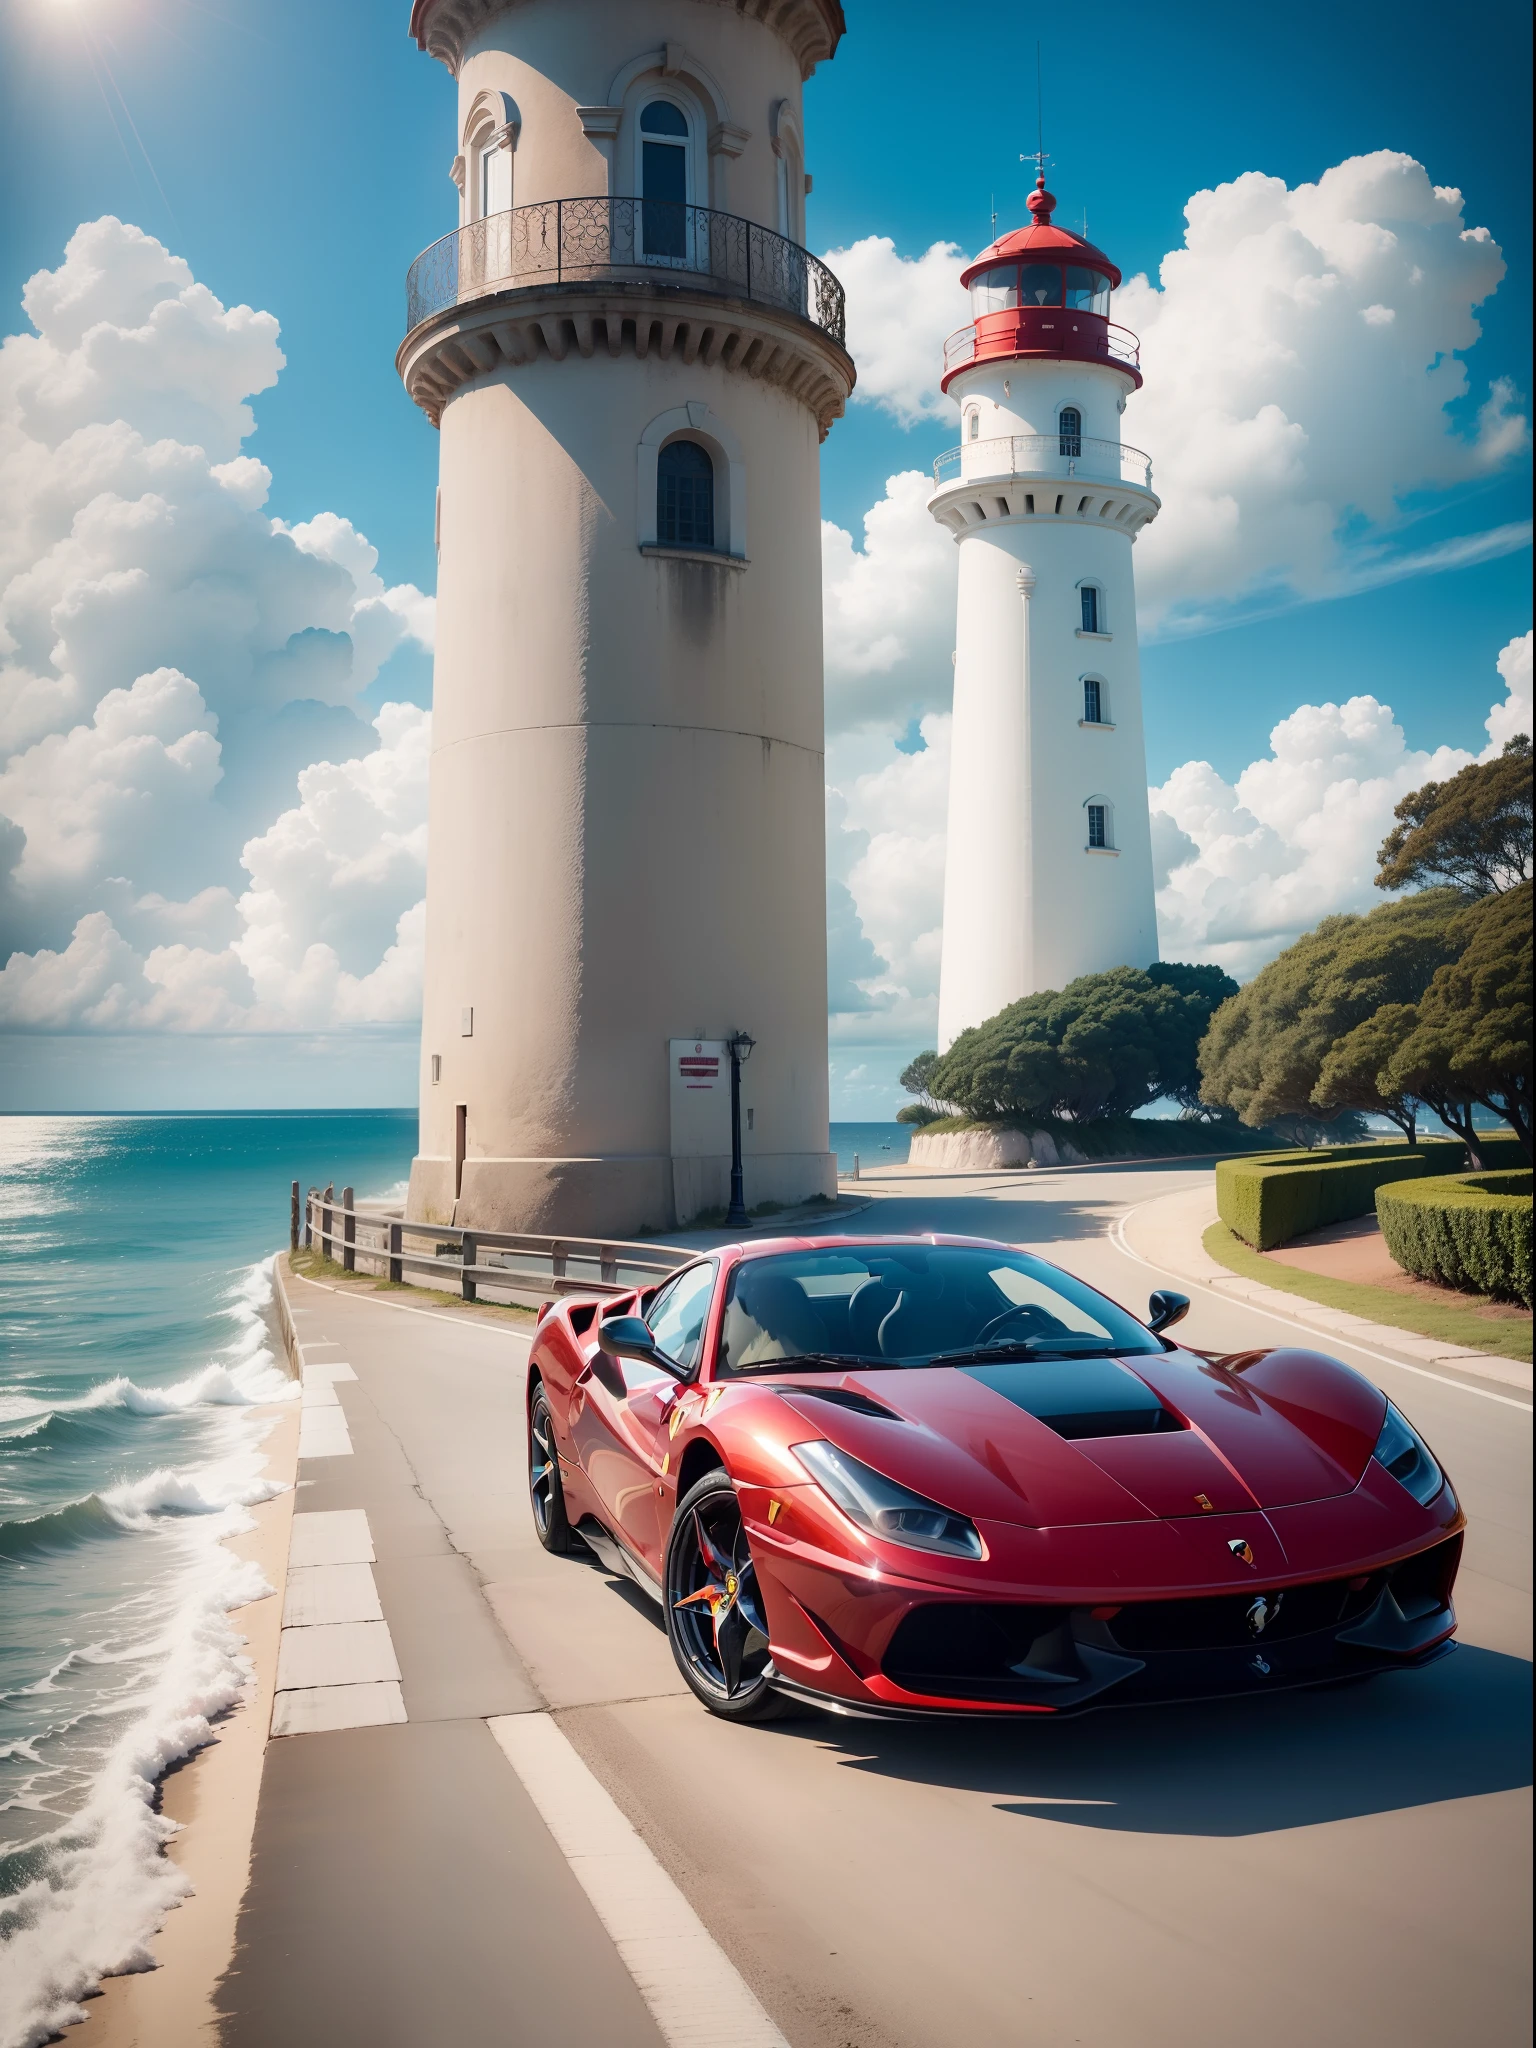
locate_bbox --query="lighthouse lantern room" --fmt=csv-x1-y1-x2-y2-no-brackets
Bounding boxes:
931,175,1160,1051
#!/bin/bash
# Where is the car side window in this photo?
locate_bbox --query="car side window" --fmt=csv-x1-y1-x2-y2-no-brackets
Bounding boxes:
645,1262,716,1371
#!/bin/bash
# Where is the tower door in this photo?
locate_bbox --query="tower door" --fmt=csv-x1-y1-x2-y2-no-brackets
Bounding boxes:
640,100,690,266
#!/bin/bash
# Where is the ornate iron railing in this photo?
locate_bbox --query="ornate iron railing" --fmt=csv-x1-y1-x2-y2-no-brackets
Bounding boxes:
933,433,1153,491
406,196,847,347
942,319,1141,375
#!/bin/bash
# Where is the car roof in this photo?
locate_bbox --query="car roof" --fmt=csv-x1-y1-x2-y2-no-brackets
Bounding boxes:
723,1231,1017,1259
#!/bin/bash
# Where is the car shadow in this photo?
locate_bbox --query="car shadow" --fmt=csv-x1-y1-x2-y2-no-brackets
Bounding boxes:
774,1643,1532,1836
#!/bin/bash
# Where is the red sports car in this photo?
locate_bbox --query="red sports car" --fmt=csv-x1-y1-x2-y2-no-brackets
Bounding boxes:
525,1234,1463,1721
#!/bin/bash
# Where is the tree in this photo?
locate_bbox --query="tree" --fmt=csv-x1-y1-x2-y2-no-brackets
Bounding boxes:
930,964,1236,1124
1145,962,1242,1113
899,1051,941,1107
1375,735,1532,897
1198,892,1463,1140
1381,882,1533,1163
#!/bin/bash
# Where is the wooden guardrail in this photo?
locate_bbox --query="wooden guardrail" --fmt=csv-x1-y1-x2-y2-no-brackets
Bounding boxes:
290,1181,690,1304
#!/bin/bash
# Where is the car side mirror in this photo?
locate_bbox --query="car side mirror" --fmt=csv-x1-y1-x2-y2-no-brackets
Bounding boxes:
1148,1290,1190,1335
597,1314,688,1379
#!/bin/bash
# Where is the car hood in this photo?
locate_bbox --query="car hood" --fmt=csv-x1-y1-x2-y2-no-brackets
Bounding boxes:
770,1350,1376,1528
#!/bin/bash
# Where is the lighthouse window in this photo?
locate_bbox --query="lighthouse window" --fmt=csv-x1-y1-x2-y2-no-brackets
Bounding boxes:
967,409,980,441
970,264,1019,315
1059,407,1082,458
1019,263,1063,307
657,439,715,549
1080,584,1101,634
1065,267,1111,316
1083,678,1103,724
641,100,689,261
1087,804,1109,849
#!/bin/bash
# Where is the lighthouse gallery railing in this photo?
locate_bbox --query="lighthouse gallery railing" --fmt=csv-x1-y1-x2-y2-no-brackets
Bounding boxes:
405,196,847,348
933,434,1154,491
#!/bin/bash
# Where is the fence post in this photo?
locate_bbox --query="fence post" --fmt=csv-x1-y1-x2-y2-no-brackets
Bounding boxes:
342,1188,355,1273
322,1183,334,1261
852,1154,860,1181
389,1220,403,1286
304,1188,316,1249
461,1232,478,1303
552,1241,567,1288
290,1180,300,1252
600,1246,617,1286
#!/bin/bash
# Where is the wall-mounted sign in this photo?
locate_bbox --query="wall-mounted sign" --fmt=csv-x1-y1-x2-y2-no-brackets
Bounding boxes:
669,1039,729,1158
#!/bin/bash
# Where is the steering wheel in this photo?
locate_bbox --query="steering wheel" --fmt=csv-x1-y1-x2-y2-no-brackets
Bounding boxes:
972,1302,1055,1347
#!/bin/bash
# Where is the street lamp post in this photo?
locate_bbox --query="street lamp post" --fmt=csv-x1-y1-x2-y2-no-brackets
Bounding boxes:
725,1030,756,1230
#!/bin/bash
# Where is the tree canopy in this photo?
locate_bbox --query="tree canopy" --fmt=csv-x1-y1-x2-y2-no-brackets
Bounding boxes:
1375,735,1532,896
1197,892,1464,1140
1376,881,1533,1162
899,1051,941,1107
929,963,1238,1124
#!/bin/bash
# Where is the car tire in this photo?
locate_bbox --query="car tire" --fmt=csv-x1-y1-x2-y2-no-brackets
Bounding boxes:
665,1470,783,1722
528,1384,573,1554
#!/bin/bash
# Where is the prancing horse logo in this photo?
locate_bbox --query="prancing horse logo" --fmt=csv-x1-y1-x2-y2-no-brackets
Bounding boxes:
1246,1593,1283,1638
1228,1538,1255,1566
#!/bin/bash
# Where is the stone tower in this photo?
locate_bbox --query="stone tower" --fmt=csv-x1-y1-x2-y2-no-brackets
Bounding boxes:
400,0,853,1232
930,176,1160,1050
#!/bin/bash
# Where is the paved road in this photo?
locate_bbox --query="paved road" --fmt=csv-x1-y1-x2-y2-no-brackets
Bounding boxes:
229,1163,1531,2047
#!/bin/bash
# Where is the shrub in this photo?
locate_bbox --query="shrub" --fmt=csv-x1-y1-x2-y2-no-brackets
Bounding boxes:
1216,1146,1460,1251
1377,1172,1533,1306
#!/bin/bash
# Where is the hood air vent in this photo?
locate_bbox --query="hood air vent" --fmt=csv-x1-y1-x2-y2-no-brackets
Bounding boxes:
961,1357,1181,1440
778,1385,901,1421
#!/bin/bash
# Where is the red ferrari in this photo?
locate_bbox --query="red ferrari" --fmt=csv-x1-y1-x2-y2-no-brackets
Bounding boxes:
525,1235,1464,1721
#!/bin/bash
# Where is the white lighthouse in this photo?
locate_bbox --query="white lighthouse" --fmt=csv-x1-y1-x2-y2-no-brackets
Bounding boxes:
399,0,853,1233
930,176,1160,1050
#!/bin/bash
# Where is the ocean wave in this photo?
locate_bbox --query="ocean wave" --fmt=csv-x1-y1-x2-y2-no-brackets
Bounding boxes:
0,1546,272,2048
0,1461,287,1564
0,1318,297,1439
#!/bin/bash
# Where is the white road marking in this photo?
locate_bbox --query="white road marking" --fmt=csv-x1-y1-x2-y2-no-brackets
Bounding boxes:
283,1562,384,1628
272,1681,406,1738
303,1361,357,1381
297,1405,354,1457
289,1509,375,1566
275,1619,401,1691
489,1712,790,2048
1108,1203,1533,1413
301,1376,340,1407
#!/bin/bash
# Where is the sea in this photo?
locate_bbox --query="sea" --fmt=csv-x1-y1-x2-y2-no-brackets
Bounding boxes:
0,1112,417,2047
0,1110,907,2041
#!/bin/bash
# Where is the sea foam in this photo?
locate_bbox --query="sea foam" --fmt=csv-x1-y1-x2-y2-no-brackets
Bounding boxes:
0,1546,271,2048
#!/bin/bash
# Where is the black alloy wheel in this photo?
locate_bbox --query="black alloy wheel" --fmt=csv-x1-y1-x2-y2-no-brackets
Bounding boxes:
665,1470,781,1721
528,1385,572,1553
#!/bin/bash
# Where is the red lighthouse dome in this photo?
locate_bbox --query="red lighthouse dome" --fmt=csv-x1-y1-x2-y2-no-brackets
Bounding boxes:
943,177,1141,392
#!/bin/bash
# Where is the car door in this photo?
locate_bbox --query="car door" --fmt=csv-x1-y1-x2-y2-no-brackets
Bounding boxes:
571,1261,716,1573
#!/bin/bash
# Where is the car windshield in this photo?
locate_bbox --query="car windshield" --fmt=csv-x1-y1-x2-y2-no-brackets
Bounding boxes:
715,1244,1161,1373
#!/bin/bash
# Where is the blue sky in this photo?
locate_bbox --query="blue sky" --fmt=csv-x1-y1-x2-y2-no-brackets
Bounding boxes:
0,0,1530,1112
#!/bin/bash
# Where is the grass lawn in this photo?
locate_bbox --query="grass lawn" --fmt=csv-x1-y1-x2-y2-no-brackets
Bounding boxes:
1202,1223,1532,1365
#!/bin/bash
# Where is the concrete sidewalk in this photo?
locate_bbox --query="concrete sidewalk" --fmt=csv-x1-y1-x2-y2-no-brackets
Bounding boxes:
213,1270,666,2048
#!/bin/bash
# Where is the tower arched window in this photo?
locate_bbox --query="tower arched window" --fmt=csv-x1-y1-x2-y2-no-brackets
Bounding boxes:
967,408,980,441
1080,583,1101,634
641,100,690,261
1084,797,1116,851
1083,676,1104,725
1059,406,1082,459
657,439,715,550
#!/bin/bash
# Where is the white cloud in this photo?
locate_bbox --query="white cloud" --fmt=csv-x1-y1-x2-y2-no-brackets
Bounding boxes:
822,236,968,427
0,219,435,1033
1485,630,1531,753
1122,152,1528,629
822,472,957,734
1147,683,1492,978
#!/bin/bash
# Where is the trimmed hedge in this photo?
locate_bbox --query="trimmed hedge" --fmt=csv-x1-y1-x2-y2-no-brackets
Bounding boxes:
1216,1147,1457,1251
1376,1173,1533,1307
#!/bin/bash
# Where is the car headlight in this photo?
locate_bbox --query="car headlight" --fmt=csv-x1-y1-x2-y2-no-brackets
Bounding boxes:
791,1439,984,1559
1373,1402,1443,1506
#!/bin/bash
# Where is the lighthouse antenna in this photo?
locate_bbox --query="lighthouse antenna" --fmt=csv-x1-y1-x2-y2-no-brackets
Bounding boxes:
1020,45,1051,188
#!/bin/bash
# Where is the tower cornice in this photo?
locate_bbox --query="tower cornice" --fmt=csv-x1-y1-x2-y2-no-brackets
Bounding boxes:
408,0,847,80
397,277,854,437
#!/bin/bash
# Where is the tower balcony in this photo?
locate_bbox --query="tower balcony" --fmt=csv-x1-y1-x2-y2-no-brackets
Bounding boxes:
399,196,852,433
941,313,1142,392
929,433,1159,538
405,196,846,343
